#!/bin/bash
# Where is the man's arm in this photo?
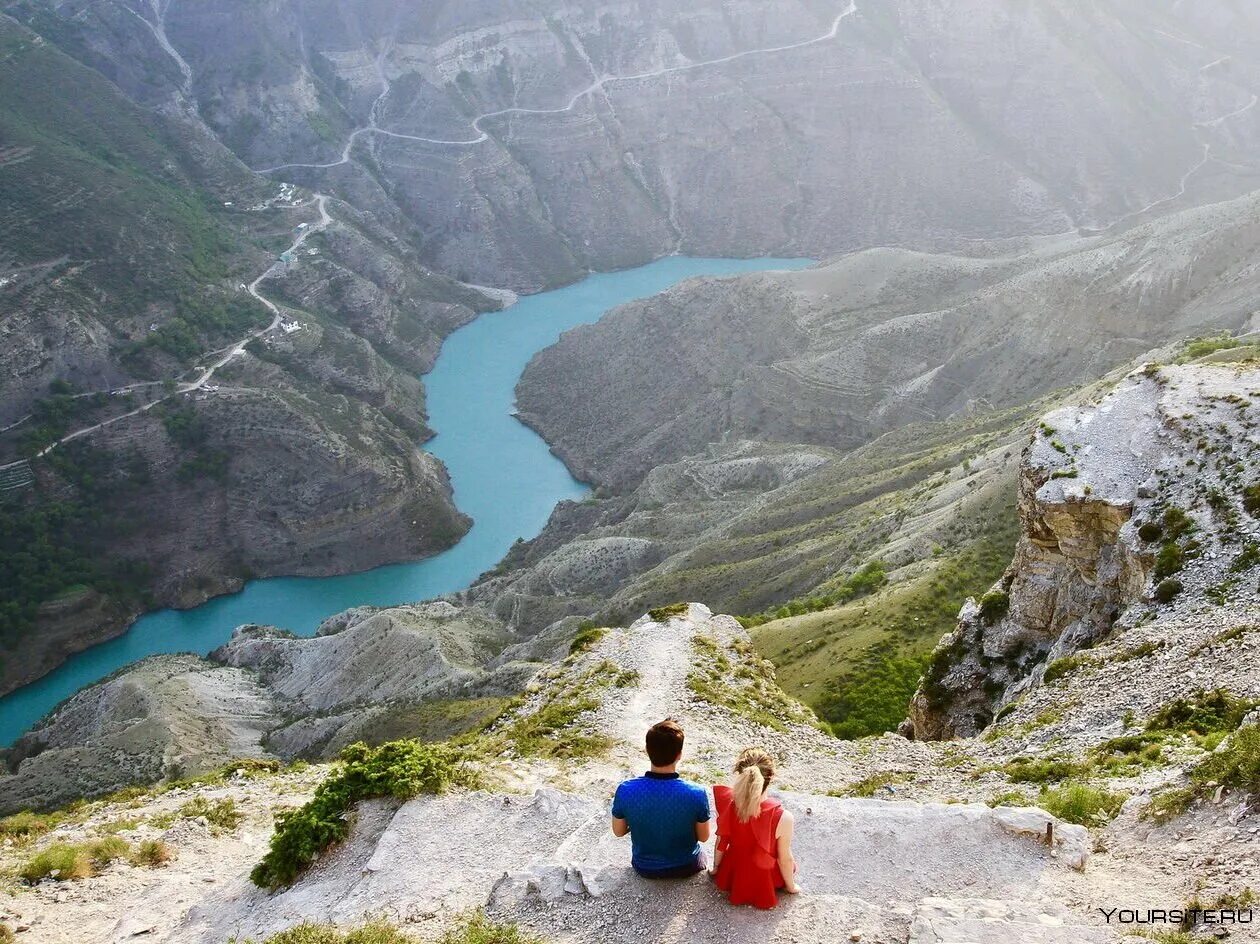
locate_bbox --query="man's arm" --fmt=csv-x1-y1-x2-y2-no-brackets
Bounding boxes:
611,784,629,837
695,787,712,843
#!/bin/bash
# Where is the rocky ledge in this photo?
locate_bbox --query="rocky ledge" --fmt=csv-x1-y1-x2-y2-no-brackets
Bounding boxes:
0,603,532,813
907,360,1260,739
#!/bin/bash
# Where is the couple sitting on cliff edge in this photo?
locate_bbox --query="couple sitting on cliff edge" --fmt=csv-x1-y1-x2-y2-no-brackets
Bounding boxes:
610,719,801,910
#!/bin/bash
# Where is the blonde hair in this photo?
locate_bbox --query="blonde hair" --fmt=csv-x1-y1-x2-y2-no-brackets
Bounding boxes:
732,747,776,822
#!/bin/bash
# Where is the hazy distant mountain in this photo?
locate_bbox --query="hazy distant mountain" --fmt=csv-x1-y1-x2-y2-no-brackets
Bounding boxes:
13,0,1260,291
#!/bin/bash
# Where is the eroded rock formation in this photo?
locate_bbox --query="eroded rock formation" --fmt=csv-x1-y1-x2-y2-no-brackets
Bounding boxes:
906,360,1260,739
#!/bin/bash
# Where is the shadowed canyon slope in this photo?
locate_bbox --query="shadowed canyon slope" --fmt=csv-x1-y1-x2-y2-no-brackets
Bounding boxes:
7,0,1260,693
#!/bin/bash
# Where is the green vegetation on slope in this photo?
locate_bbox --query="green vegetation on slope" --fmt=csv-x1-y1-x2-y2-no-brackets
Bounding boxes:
0,19,264,374
574,401,1045,632
738,560,888,628
753,510,1019,739
0,441,153,663
251,741,480,889
19,835,172,882
238,912,541,944
333,697,512,751
688,633,817,731
0,15,268,672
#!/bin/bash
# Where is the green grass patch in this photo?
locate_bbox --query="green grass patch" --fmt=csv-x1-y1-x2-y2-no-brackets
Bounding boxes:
129,839,174,867
20,842,95,882
977,589,1009,623
1116,639,1164,662
569,622,607,655
18,835,147,883
1127,931,1197,943
177,796,242,832
438,912,543,944
0,809,69,845
1153,542,1184,581
647,603,689,622
236,919,417,944
1231,543,1260,573
1146,690,1256,740
482,662,621,761
1161,506,1194,541
816,646,929,739
754,519,1017,739
1002,756,1089,784
1154,578,1184,604
232,909,541,944
1143,696,1260,822
738,561,887,628
344,698,510,750
1043,654,1090,684
830,771,913,798
1091,734,1166,775
687,635,815,731
1178,334,1243,362
1036,783,1126,826
1188,623,1257,656
1245,484,1260,518
987,789,1032,808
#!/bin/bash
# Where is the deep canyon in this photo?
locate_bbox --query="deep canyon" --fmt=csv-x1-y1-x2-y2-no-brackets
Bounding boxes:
2,0,1260,827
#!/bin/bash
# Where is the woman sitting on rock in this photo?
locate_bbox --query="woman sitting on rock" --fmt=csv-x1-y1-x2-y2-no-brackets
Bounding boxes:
711,747,800,908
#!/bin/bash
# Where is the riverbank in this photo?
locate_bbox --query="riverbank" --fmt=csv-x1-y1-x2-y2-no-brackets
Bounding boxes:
0,258,813,747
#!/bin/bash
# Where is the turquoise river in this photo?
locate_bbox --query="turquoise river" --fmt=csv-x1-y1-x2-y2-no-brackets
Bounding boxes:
0,257,812,746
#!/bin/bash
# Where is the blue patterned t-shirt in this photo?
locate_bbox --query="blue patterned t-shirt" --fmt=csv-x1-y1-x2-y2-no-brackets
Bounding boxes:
611,771,711,872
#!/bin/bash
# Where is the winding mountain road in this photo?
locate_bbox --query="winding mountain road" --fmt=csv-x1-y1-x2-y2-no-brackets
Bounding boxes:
29,195,332,459
257,2,858,173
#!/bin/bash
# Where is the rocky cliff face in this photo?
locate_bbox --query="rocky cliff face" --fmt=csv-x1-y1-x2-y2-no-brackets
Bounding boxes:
906,358,1260,739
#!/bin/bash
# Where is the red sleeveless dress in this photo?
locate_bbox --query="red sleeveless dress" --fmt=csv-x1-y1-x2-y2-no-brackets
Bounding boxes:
712,784,786,909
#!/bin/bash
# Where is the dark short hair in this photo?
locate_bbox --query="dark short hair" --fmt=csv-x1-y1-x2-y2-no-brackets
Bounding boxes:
646,719,685,767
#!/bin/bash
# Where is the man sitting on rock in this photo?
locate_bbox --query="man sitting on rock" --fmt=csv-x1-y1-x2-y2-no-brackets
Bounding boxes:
611,718,712,879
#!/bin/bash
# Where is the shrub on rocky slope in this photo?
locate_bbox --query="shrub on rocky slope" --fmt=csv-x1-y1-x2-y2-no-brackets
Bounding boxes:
252,741,480,889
